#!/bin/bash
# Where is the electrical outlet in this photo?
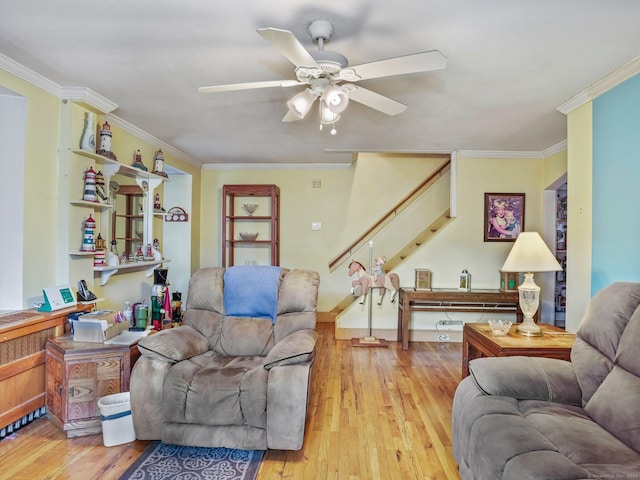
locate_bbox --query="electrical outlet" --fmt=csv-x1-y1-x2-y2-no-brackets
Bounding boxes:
437,334,449,341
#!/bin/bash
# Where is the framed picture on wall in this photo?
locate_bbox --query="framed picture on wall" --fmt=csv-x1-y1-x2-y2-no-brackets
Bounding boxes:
484,193,525,242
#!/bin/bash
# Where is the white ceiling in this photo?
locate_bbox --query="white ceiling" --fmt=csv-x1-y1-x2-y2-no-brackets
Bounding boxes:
2,1,640,167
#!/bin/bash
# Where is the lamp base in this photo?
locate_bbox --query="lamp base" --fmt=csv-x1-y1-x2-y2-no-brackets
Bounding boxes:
516,317,543,337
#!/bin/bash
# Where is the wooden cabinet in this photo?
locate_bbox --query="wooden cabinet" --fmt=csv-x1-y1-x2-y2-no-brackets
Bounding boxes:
0,305,92,439
45,336,138,437
222,184,280,267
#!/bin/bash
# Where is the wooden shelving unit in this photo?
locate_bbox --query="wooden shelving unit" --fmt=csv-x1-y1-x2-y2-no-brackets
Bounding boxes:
222,184,280,267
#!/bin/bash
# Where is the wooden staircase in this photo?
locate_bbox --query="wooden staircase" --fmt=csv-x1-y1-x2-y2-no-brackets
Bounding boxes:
328,156,454,317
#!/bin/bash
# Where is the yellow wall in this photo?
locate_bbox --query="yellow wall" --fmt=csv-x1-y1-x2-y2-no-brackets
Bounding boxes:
566,102,593,332
0,69,61,305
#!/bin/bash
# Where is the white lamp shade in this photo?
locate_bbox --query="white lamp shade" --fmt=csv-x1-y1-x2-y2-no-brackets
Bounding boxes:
322,86,349,113
501,232,562,273
287,89,316,119
319,102,341,124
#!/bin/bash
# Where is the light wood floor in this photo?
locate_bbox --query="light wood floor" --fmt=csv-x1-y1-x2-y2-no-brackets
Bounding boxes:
0,323,463,480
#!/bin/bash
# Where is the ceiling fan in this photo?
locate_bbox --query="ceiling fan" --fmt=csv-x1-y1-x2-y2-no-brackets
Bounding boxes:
199,20,447,134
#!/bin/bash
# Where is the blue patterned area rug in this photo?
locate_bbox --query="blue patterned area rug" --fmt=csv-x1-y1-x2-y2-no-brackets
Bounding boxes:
118,441,264,480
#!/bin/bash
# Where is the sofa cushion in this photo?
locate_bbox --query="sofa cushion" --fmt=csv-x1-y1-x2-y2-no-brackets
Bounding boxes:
137,325,209,362
264,329,318,370
469,356,582,406
216,316,274,357
571,282,640,405
585,365,640,452
465,397,640,479
186,267,225,314
163,354,268,428
278,269,319,315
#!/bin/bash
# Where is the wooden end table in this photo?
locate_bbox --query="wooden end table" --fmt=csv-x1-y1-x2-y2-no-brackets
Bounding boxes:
45,335,142,437
462,322,575,378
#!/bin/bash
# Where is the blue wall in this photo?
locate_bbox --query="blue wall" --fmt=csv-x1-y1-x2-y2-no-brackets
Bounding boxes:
592,73,640,294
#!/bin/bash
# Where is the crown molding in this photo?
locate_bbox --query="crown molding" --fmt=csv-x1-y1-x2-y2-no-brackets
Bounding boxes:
203,162,352,170
457,150,544,159
542,140,567,157
60,86,118,114
557,55,640,114
0,53,61,97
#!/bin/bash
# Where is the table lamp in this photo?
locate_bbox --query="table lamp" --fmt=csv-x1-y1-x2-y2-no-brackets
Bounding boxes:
501,232,562,336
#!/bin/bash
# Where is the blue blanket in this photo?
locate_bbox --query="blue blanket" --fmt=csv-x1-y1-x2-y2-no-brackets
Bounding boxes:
223,266,282,322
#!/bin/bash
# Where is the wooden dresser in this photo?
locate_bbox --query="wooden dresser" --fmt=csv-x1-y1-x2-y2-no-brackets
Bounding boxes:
0,304,92,437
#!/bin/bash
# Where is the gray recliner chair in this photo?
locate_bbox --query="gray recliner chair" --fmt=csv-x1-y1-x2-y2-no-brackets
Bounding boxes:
452,282,640,479
130,266,320,450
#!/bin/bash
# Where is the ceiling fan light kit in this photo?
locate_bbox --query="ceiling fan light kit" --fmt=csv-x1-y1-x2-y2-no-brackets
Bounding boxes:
199,19,447,135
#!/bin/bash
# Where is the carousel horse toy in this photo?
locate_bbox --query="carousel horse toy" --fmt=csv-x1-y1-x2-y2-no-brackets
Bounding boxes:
348,260,400,305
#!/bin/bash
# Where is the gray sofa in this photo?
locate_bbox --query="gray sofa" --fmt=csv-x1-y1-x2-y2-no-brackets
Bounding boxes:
130,266,320,450
452,282,640,479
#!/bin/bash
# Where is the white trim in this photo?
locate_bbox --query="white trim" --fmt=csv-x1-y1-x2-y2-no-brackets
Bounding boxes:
542,140,567,158
323,148,454,155
203,162,352,170
557,55,640,114
0,53,61,97
60,86,118,114
457,150,544,159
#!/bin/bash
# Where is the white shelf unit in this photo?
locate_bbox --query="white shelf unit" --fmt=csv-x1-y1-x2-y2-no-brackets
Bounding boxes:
94,259,171,286
62,100,170,288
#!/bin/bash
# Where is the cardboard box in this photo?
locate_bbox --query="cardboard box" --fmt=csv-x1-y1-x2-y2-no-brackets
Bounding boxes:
72,311,130,342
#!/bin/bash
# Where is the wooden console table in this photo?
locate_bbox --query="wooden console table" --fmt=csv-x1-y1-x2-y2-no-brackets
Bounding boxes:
462,322,575,378
396,288,524,350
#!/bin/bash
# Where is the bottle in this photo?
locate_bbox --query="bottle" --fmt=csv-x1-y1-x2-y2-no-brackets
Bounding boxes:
79,112,96,151
122,301,132,324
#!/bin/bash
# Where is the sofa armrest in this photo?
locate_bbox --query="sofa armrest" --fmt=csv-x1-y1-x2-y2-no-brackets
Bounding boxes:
264,329,318,370
469,356,582,406
137,325,210,363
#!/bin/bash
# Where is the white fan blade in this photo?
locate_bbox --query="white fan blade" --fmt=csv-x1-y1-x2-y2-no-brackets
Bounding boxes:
347,85,408,116
282,110,302,122
349,50,447,81
257,27,320,69
198,79,303,93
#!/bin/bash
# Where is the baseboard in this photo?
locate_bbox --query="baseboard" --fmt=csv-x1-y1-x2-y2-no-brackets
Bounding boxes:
334,325,462,343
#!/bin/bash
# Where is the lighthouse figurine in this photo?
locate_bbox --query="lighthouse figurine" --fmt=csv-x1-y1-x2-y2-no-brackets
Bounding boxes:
81,214,97,252
152,149,169,178
97,121,117,160
83,166,98,202
132,149,148,171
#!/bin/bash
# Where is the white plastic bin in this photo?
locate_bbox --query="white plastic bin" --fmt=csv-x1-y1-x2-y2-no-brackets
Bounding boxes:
97,392,136,447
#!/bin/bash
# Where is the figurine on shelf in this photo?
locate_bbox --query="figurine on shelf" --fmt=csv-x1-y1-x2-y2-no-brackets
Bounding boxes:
95,233,106,250
79,112,96,152
82,166,98,202
154,193,165,212
81,214,96,252
94,170,110,204
96,121,117,160
152,149,169,178
132,149,148,171
153,238,159,250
